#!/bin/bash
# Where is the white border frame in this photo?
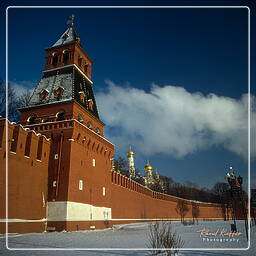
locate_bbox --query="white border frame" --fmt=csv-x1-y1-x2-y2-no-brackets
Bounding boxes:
5,5,251,252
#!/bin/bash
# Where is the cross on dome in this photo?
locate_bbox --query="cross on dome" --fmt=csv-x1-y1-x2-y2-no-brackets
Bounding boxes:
52,14,79,47
67,14,75,27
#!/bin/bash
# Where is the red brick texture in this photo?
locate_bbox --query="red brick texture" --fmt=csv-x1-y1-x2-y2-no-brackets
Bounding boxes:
0,119,250,234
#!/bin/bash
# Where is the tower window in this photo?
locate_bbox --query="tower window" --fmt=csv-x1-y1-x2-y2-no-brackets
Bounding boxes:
87,121,92,129
88,99,94,111
27,116,37,125
62,33,69,42
79,180,83,190
54,87,64,100
42,118,50,123
52,52,58,65
78,91,85,103
56,111,65,121
39,89,49,101
78,114,84,123
78,56,83,66
96,128,101,135
62,49,69,63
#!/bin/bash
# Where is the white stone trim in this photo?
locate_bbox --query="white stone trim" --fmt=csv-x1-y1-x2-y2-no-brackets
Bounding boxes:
43,64,93,85
0,218,47,223
47,201,111,221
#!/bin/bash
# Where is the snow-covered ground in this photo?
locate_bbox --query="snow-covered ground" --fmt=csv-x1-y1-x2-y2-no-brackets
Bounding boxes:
0,220,255,256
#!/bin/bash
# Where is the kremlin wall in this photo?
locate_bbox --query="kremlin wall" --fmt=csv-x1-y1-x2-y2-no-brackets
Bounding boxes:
0,119,229,233
0,17,239,234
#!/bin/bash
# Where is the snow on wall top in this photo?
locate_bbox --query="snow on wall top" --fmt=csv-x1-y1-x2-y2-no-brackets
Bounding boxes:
28,72,73,106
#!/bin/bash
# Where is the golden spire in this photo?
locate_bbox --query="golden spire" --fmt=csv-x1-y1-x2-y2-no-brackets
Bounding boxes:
127,145,134,157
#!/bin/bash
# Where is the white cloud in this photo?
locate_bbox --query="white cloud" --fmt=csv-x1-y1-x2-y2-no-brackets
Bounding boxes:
96,80,256,160
10,80,34,97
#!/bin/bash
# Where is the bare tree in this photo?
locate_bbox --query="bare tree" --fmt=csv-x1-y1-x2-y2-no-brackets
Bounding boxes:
147,221,184,255
0,79,20,121
0,79,32,121
0,79,5,118
184,181,198,189
114,157,129,176
212,182,229,202
18,90,32,107
161,175,174,194
191,202,200,224
147,174,165,193
175,200,189,223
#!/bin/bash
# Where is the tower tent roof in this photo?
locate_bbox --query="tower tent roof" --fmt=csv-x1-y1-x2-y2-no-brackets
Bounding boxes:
52,26,79,47
23,68,100,120
27,71,73,106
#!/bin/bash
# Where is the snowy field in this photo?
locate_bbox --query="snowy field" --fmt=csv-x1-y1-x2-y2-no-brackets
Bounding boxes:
0,220,255,256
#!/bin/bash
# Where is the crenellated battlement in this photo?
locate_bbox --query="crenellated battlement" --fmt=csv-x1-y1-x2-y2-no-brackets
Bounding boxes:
0,119,50,233
25,119,114,159
111,170,222,207
0,118,51,163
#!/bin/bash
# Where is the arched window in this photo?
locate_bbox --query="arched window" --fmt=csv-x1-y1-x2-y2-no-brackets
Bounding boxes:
96,127,101,135
87,121,92,129
27,116,37,125
39,89,49,101
56,111,65,121
84,61,89,73
41,118,50,123
78,114,84,123
54,87,64,100
88,99,94,111
78,91,85,103
62,49,69,63
78,55,83,66
52,52,58,65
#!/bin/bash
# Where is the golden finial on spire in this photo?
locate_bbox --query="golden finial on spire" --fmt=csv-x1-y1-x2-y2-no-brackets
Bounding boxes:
127,145,134,157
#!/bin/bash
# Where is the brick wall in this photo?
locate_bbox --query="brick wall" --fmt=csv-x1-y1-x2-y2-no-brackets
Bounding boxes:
111,171,229,224
0,119,50,233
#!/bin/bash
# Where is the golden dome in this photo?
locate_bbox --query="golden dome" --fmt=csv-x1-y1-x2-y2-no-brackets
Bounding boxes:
144,161,153,171
127,146,134,157
127,151,134,157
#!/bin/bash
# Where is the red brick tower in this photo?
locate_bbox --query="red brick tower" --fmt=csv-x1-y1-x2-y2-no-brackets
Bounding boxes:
19,15,114,231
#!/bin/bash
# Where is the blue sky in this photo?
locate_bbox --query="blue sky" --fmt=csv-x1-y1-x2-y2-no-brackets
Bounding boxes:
2,2,256,189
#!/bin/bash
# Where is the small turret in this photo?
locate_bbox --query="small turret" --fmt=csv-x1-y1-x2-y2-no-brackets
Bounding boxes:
144,160,154,187
127,146,135,179
144,160,153,177
155,169,160,180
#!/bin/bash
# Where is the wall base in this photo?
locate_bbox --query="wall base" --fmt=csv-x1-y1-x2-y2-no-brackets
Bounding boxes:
47,220,112,232
0,222,46,234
